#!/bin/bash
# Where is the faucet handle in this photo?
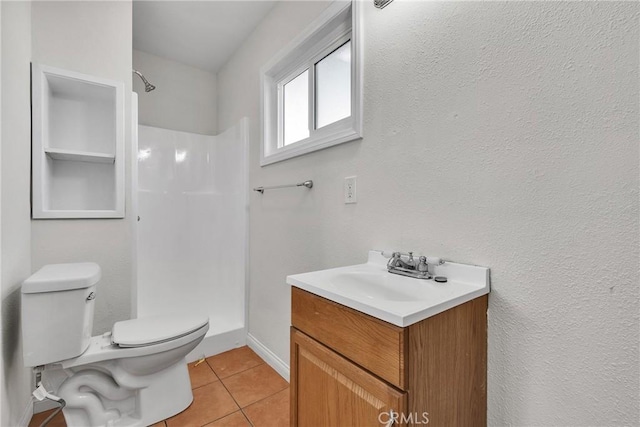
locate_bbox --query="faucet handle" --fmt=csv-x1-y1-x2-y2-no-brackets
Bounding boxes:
417,256,428,273
387,252,401,268
425,257,444,266
379,250,396,259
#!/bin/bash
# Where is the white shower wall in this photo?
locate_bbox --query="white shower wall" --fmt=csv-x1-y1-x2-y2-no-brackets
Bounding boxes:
136,121,247,356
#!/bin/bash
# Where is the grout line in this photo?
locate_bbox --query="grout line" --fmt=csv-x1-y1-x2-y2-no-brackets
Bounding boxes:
204,345,268,381
243,384,290,409
201,410,254,427
190,377,221,392
217,373,244,411
198,409,245,427
192,350,286,426
188,360,220,391
239,410,255,427
217,373,289,413
204,359,222,381
216,361,288,409
240,386,289,427
214,361,266,383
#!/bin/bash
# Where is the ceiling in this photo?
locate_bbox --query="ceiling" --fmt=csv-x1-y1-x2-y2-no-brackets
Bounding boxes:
133,1,277,74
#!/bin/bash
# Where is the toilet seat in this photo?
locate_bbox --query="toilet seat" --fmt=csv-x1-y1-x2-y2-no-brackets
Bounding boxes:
112,314,209,347
60,315,209,369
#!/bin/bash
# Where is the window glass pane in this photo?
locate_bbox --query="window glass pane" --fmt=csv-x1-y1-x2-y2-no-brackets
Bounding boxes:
283,69,310,146
316,40,351,129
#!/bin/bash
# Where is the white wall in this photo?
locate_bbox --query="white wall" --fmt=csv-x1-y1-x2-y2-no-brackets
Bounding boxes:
30,1,133,335
1,3,33,425
217,1,639,425
1,4,3,423
133,49,217,135
0,2,31,426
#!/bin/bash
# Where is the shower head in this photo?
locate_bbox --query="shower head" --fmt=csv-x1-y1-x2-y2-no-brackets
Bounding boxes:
133,69,156,92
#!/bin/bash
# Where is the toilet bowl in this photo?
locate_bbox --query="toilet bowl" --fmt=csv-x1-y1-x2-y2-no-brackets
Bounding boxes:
21,263,209,427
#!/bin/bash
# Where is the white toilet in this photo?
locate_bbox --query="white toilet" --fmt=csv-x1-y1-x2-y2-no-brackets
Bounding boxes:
21,262,209,427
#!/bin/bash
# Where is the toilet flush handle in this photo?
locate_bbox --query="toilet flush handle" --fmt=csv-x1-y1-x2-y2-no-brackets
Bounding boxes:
86,292,96,301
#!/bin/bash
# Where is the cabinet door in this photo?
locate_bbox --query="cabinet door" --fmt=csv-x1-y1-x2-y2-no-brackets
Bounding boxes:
291,328,407,427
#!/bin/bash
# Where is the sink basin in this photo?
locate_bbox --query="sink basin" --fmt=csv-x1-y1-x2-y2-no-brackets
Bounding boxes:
287,251,490,327
328,272,429,302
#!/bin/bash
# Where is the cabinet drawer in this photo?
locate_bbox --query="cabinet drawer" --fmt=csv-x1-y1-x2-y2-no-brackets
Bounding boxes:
291,287,407,389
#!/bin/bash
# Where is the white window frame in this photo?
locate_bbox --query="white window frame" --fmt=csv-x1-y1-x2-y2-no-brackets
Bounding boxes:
260,1,362,166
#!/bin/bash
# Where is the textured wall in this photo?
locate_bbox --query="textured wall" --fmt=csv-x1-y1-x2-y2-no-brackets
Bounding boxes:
217,0,331,366
1,2,33,425
218,1,639,424
30,1,134,335
133,49,217,135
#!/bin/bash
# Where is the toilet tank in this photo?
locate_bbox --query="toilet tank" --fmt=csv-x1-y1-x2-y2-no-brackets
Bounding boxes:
21,263,101,367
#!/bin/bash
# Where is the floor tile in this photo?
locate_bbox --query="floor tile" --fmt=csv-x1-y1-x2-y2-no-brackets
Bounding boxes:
188,359,219,389
150,422,166,427
222,363,288,408
29,409,66,427
242,388,290,427
204,411,251,427
207,346,264,379
166,381,239,427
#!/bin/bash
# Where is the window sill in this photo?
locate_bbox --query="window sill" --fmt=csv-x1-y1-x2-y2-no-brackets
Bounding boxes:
260,126,361,166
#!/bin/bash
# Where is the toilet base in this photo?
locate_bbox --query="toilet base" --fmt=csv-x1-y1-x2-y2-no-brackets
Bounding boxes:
135,358,193,426
55,358,193,427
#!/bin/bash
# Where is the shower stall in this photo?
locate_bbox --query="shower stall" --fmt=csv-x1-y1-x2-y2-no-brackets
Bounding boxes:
134,119,248,359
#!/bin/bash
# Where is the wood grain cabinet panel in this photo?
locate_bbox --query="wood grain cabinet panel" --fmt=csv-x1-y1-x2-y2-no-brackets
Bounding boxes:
291,287,407,389
291,328,407,427
291,288,488,427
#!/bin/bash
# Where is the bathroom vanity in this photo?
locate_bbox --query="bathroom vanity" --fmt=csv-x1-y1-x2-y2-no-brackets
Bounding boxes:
288,251,490,426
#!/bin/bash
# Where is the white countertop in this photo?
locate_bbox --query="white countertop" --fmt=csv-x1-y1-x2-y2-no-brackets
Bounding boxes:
287,251,490,327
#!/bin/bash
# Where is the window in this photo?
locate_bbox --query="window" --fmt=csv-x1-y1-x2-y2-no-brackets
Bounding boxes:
261,1,362,166
316,40,352,129
283,69,310,145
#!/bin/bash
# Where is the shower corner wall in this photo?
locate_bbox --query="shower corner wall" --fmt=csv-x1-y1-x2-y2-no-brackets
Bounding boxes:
133,119,250,361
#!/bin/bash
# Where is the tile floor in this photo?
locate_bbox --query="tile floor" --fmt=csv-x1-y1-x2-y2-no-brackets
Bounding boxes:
28,346,290,427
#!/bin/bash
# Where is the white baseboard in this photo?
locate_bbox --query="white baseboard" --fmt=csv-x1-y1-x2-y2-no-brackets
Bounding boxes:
17,399,33,427
247,333,290,382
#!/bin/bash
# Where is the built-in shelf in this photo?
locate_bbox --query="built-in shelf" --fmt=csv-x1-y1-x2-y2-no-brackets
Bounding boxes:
32,63,124,219
44,148,115,164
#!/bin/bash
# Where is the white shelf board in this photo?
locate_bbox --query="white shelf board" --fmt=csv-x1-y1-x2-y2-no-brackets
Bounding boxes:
45,148,115,164
35,209,123,219
32,63,125,219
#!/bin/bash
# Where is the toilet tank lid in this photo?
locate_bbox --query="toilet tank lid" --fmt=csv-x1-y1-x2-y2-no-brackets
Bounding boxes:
112,314,209,347
22,263,101,294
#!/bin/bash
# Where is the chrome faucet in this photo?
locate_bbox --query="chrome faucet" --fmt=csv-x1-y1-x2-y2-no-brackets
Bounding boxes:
386,251,443,280
405,252,416,269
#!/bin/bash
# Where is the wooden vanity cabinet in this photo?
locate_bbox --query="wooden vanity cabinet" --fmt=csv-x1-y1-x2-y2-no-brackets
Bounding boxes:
291,329,407,426
290,287,488,427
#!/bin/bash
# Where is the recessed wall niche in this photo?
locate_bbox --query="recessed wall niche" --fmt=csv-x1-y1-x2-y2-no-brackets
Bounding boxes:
31,64,125,218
